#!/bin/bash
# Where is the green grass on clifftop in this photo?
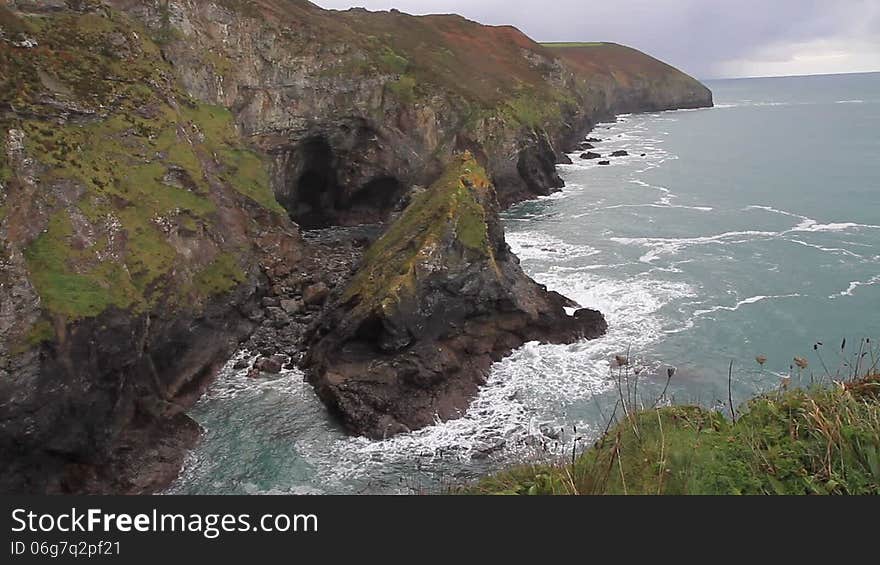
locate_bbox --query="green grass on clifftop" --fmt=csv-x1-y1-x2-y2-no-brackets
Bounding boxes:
474,375,880,495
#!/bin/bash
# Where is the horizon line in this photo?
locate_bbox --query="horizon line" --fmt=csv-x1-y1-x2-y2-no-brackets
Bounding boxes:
703,69,880,82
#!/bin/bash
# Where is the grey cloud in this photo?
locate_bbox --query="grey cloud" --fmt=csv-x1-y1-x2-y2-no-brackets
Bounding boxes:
313,0,880,78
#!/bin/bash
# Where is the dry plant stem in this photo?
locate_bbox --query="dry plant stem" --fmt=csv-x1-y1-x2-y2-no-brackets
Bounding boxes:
616,441,628,495
656,408,666,495
728,360,737,423
654,372,675,409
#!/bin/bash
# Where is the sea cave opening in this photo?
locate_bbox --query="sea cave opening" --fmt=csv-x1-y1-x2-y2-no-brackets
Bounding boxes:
286,137,337,230
282,137,406,229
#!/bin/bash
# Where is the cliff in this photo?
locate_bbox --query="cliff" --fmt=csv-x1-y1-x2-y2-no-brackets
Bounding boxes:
0,1,712,492
0,2,301,493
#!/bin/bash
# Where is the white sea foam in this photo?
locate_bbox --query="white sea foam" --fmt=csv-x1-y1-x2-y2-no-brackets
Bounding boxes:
786,238,864,259
789,219,880,233
599,203,714,213
693,294,802,318
506,231,601,261
830,275,880,299
747,205,880,234
610,230,778,263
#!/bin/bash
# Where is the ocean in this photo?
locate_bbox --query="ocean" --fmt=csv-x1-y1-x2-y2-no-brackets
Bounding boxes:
170,72,880,494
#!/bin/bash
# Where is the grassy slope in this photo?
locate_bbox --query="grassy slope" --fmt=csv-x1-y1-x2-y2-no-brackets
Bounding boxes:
0,7,283,326
545,42,703,88
474,376,880,495
337,10,573,111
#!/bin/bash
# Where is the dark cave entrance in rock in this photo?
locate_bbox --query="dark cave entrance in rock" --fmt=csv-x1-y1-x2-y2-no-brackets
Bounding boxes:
347,176,404,219
288,137,337,230
283,137,406,229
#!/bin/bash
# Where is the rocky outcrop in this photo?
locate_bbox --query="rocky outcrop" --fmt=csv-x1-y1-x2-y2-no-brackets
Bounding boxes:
304,154,606,438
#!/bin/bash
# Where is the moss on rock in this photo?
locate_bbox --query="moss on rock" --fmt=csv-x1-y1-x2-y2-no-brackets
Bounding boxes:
191,253,247,297
2,8,285,322
343,152,495,315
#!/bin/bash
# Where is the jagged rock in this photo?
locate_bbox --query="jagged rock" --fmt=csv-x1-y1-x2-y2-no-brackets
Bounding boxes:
581,152,602,160
585,137,602,143
611,150,629,157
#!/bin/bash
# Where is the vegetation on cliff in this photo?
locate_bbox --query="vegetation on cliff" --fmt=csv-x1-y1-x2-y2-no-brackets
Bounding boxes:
343,152,496,316
0,7,283,325
474,373,880,495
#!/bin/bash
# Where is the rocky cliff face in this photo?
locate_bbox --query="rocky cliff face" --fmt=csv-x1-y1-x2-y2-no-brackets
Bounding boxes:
0,1,712,492
96,1,712,215
0,3,302,493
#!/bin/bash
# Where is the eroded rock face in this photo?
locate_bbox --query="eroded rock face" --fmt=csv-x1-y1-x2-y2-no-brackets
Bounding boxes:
304,154,607,439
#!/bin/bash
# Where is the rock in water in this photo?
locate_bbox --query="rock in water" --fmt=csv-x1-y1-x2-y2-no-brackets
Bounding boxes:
304,153,607,439
581,152,602,160
249,355,287,377
611,150,629,157
598,160,611,166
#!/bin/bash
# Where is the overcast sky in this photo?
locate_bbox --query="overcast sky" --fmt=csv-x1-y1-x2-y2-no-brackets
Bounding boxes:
314,0,880,79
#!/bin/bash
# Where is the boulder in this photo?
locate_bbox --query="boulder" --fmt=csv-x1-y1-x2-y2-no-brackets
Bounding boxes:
251,355,287,376
281,299,304,315
598,160,611,166
303,283,330,306
580,152,602,160
611,150,629,157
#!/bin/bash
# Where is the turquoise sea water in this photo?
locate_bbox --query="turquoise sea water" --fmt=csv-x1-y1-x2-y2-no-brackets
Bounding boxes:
171,72,880,494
